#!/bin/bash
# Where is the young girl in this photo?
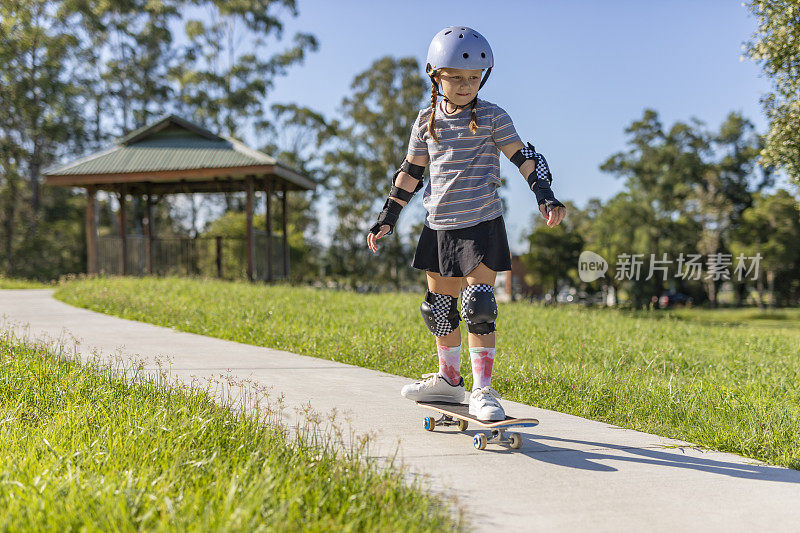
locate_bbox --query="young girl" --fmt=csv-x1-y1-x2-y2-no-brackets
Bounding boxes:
366,26,566,420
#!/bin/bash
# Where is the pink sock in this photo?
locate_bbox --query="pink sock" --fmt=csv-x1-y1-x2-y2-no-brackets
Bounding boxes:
469,346,495,390
437,344,461,385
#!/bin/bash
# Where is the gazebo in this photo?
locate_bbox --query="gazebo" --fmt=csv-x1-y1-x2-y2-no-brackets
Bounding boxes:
42,114,316,281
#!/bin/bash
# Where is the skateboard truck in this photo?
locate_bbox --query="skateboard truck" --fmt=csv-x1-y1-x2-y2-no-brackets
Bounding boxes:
481,427,522,450
419,401,538,450
424,413,469,432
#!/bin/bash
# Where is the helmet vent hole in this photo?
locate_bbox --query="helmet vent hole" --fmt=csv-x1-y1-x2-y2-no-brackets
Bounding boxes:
461,28,466,30
445,30,451,35
459,34,463,38
473,34,479,38
481,52,486,58
463,53,469,58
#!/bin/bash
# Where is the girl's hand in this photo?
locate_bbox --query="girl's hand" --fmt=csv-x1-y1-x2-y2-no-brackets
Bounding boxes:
539,204,566,227
367,225,391,253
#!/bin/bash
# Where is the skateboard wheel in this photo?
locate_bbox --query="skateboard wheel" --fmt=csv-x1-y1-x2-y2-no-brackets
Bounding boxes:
424,416,436,431
473,433,487,450
457,419,468,432
509,432,522,449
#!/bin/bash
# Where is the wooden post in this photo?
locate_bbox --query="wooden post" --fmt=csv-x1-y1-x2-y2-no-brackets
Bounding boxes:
85,185,98,275
245,175,254,281
144,186,154,276
265,179,273,282
282,183,289,278
117,184,128,275
216,236,223,278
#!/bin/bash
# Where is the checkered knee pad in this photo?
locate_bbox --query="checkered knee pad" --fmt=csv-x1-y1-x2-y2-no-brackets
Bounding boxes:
420,290,460,337
460,284,497,335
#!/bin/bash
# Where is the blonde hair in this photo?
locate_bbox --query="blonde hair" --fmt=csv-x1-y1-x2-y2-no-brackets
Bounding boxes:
428,68,479,145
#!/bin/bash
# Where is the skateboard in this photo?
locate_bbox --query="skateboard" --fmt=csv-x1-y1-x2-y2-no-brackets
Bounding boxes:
417,401,539,450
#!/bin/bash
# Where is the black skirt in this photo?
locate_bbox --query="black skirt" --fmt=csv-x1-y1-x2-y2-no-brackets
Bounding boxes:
412,215,512,277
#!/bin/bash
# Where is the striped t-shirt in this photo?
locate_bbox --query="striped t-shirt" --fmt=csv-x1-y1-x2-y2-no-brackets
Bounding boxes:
406,97,522,230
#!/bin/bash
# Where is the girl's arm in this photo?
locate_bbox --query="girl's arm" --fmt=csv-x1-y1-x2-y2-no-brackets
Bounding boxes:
388,154,430,207
498,141,535,182
498,140,566,226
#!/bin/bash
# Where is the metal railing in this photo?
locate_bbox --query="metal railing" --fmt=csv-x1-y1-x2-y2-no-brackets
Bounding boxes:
97,232,288,280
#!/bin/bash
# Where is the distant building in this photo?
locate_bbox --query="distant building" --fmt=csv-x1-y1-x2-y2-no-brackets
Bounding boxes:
494,254,543,302
43,113,314,281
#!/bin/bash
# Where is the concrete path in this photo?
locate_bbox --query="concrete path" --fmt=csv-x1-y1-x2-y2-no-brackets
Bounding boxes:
3,289,800,532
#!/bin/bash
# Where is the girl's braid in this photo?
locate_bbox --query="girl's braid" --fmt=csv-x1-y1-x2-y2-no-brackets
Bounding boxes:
428,70,439,145
469,97,478,134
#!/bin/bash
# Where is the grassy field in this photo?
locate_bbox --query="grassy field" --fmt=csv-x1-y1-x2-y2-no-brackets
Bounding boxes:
0,276,53,289
52,276,800,470
661,307,800,329
0,329,460,531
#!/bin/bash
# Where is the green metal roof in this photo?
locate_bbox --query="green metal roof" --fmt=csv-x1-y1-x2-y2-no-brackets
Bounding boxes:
43,114,278,176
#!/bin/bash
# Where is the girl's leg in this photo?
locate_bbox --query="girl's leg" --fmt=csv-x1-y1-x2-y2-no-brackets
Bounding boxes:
426,271,464,385
463,262,497,390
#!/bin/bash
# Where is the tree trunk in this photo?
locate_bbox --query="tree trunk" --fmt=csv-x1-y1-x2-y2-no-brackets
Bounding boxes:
734,280,746,307
767,270,775,309
704,278,717,308
29,158,41,235
756,271,765,309
3,174,16,276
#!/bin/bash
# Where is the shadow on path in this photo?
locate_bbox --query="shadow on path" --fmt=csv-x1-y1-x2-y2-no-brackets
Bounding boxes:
460,429,800,483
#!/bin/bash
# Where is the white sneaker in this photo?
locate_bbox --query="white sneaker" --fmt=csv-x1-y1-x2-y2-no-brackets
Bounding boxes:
400,373,465,403
469,387,506,421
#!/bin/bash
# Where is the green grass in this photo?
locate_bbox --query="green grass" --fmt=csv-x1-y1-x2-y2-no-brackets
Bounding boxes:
0,276,53,289
52,276,800,470
0,328,461,531
661,307,800,330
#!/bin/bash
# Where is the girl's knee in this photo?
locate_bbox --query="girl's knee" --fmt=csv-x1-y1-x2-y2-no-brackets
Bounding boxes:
426,271,462,298
465,262,496,286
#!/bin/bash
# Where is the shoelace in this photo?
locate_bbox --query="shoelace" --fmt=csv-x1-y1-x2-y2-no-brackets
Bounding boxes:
417,372,439,386
472,386,502,403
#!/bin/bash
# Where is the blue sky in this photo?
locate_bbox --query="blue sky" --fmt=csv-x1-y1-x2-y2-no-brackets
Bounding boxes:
236,0,777,253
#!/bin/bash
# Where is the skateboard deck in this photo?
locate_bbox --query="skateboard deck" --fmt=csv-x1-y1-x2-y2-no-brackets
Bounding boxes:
416,401,539,450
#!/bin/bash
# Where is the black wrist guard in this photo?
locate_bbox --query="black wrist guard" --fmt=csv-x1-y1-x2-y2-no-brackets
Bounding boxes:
528,170,564,212
530,178,565,213
513,142,562,213
369,197,404,236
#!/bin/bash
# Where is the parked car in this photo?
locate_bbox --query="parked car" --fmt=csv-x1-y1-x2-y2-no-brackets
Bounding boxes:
658,292,694,308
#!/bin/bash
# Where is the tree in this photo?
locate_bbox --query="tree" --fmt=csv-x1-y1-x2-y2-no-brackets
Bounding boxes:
253,102,339,281
712,112,774,305
599,110,708,306
0,0,86,236
322,56,427,289
744,0,800,186
177,1,318,139
731,190,800,308
598,109,770,307
520,200,583,301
